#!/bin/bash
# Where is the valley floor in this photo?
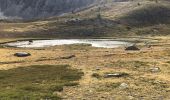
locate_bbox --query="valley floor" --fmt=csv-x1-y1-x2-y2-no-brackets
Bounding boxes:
0,36,170,99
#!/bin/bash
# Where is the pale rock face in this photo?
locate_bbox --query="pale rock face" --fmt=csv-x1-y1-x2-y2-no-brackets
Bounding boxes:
0,0,97,19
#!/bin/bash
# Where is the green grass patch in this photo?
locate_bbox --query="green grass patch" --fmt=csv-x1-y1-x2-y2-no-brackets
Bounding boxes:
0,65,83,100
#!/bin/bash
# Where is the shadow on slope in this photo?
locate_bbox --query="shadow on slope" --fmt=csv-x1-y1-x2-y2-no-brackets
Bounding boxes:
45,17,130,38
118,4,170,27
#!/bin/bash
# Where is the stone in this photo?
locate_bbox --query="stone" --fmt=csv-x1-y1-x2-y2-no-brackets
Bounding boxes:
60,55,76,59
128,96,134,100
119,83,128,89
125,45,140,51
150,67,160,73
96,67,101,70
29,40,33,43
14,52,31,57
104,72,128,78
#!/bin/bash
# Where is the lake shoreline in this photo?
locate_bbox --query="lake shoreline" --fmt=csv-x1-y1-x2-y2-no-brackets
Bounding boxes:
4,39,132,48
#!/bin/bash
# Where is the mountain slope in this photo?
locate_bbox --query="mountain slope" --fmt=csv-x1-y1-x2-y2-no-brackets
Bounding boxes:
0,0,170,38
118,4,170,27
0,0,98,19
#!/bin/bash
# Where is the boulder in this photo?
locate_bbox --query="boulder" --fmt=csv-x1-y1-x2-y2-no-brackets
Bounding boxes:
125,45,140,51
14,52,31,57
28,40,33,45
150,67,160,73
104,72,129,78
29,40,33,43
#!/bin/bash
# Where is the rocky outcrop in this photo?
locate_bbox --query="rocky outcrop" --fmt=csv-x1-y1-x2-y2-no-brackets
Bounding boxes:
0,0,97,19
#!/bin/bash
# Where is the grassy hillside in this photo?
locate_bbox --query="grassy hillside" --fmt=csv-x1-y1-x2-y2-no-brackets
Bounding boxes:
0,0,170,38
118,4,170,26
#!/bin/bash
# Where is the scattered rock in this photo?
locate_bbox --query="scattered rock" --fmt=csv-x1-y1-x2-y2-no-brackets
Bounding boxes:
119,83,129,89
125,45,140,51
28,40,33,45
128,96,134,100
53,91,61,96
104,72,129,78
92,73,101,79
14,52,31,57
150,67,160,73
29,40,33,43
60,55,76,59
95,67,101,70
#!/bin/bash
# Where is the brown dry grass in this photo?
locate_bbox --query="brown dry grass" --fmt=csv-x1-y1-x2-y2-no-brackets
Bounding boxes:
0,36,169,99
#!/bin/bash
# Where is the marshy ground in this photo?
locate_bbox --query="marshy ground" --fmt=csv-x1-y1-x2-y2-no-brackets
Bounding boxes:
0,36,170,99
